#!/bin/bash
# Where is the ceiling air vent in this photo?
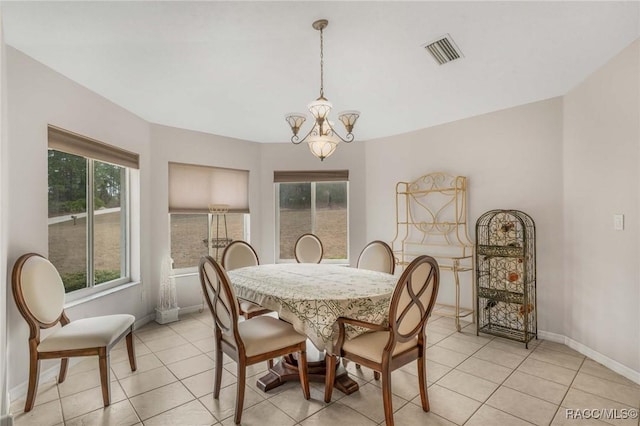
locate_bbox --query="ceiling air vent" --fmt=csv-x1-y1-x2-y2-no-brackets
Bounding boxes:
423,34,463,65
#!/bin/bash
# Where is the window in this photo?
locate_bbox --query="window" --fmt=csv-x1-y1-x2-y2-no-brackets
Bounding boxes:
48,126,138,293
168,163,250,269
275,170,349,262
170,213,249,269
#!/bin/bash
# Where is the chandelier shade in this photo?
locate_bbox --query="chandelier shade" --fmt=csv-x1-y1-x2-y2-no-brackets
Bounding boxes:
308,98,332,121
285,114,307,137
338,111,360,133
285,19,360,161
307,132,340,162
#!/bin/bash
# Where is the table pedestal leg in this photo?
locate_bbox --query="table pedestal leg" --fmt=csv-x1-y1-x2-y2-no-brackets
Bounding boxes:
256,354,359,395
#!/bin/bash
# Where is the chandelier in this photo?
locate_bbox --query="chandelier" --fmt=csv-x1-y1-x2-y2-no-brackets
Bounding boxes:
285,19,360,161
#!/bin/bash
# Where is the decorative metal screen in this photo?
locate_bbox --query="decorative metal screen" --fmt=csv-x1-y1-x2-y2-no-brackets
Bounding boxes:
475,210,536,347
392,172,474,332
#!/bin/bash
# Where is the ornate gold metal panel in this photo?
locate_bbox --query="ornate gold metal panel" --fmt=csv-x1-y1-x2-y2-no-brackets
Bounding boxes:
392,172,474,331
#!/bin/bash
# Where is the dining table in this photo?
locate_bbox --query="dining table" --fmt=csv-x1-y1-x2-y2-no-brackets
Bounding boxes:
227,263,398,395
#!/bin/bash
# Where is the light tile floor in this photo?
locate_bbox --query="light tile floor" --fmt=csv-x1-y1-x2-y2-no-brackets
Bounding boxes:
9,312,640,426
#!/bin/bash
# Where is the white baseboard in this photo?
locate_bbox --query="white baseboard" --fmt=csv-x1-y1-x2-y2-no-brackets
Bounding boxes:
178,304,205,316
1,414,13,426
9,362,59,404
538,330,640,384
135,306,202,326
537,330,566,343
135,313,155,329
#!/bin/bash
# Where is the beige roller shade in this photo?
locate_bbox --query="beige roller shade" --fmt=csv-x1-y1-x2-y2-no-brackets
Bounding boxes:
169,162,249,214
48,125,139,169
273,170,349,183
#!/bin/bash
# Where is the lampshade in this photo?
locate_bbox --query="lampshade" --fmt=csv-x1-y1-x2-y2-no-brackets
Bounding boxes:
285,114,307,137
307,131,340,161
338,111,360,133
308,99,332,120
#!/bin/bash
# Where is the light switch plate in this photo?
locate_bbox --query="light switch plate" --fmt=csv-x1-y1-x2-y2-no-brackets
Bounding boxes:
614,214,624,231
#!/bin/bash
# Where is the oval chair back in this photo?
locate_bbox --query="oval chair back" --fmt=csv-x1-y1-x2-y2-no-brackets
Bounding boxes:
357,240,395,274
389,255,440,344
12,253,66,331
294,233,323,263
222,241,259,271
199,256,241,348
220,241,271,320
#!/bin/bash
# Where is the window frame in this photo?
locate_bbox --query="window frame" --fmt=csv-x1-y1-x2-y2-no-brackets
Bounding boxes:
169,212,251,274
48,151,132,302
47,125,138,300
167,161,251,273
275,180,350,264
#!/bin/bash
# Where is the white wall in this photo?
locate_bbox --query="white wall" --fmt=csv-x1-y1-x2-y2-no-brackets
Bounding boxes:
149,124,261,311
563,39,640,373
5,47,152,394
0,11,9,423
365,98,565,334
3,49,264,397
259,141,367,266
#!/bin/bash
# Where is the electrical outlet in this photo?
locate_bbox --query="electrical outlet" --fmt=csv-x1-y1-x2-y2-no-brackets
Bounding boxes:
614,214,624,231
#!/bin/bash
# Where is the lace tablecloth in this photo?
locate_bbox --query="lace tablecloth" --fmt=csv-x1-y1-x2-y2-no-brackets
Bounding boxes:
227,264,397,353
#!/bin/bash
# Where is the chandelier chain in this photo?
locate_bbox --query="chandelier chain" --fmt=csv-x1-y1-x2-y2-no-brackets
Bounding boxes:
319,26,324,98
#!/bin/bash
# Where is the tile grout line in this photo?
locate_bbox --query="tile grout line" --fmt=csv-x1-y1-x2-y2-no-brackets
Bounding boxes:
427,327,513,425
460,335,542,425
133,318,293,425
549,355,587,426
560,369,640,412
66,327,195,425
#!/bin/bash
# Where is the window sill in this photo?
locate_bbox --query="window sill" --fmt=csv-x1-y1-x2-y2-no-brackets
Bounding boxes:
65,281,141,309
171,265,198,278
172,271,198,279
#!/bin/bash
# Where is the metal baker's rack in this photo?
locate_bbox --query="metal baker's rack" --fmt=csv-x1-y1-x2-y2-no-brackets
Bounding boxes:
392,172,474,331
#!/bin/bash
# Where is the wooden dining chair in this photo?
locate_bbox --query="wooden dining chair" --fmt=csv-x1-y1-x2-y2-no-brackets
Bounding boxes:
221,241,275,368
11,253,137,412
199,255,310,424
357,240,396,274
324,255,440,426
221,241,272,319
294,233,323,263
353,240,397,372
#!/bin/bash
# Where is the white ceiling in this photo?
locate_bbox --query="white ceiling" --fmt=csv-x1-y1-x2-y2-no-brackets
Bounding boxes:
1,1,639,143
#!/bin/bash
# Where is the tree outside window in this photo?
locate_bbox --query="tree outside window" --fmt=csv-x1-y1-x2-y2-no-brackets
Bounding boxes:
48,149,128,292
277,181,348,261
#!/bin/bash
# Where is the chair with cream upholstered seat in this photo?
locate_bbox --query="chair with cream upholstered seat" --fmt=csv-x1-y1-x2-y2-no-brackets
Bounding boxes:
294,233,323,263
199,255,310,425
221,240,275,368
354,240,396,373
324,255,440,426
11,253,136,412
357,240,396,275
221,240,272,320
